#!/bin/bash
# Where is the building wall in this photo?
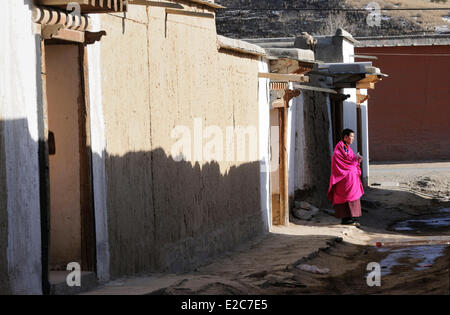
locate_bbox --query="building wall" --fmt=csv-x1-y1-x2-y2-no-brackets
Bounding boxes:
97,4,266,277
355,45,450,162
342,88,358,154
0,1,42,294
294,94,307,192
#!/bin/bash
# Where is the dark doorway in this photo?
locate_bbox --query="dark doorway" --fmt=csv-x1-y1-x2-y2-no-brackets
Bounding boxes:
40,41,96,293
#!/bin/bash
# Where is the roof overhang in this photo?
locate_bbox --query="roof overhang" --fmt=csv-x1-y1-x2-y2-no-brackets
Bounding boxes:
311,62,387,89
217,35,266,56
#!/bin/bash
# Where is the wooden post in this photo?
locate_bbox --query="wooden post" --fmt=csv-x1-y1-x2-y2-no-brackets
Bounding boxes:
38,39,51,295
278,89,301,226
79,44,97,272
279,106,289,226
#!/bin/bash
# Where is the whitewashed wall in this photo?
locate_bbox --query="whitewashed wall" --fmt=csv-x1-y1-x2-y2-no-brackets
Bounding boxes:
287,82,296,200
294,94,307,191
342,88,358,153
86,15,110,283
258,58,271,231
342,38,358,153
359,89,370,186
0,1,42,294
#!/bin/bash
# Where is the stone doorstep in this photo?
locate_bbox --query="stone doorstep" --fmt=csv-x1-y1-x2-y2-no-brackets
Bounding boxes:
50,271,98,295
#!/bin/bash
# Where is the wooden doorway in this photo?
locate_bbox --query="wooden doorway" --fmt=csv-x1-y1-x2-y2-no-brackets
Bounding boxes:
40,40,96,293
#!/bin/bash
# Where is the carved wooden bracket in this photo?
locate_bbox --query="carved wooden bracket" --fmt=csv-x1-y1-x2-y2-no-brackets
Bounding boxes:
284,89,301,103
270,88,301,109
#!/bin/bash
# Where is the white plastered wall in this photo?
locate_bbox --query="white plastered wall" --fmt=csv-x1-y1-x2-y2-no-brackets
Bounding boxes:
258,58,271,232
342,39,358,153
294,93,307,191
0,1,42,294
86,15,110,283
287,82,297,200
359,89,370,186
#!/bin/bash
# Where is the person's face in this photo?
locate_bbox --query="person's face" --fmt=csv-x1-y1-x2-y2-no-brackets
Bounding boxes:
344,133,354,144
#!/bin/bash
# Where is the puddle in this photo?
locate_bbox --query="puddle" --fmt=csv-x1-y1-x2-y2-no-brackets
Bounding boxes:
377,245,448,276
391,215,450,233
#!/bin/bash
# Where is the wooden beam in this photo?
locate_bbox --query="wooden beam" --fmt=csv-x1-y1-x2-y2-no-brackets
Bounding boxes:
358,74,382,84
357,82,375,89
42,24,86,43
259,73,309,82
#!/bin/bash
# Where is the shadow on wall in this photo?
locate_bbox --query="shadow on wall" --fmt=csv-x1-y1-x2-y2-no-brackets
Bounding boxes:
0,119,267,287
104,147,265,278
0,120,10,294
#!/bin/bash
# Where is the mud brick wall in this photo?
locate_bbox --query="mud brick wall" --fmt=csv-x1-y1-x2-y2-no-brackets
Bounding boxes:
98,4,265,277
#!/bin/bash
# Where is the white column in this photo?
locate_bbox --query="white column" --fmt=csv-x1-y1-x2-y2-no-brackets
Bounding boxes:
258,58,271,232
87,15,111,283
0,0,42,294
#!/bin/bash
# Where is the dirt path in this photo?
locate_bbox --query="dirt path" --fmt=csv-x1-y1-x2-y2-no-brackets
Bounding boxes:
85,162,450,295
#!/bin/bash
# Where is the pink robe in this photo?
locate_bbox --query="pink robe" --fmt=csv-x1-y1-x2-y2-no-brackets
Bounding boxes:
327,141,364,206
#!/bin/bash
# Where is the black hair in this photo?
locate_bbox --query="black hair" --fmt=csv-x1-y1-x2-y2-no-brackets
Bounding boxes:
342,128,354,140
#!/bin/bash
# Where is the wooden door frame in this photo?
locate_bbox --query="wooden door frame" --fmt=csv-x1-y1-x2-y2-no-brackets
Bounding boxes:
39,40,96,294
270,87,300,226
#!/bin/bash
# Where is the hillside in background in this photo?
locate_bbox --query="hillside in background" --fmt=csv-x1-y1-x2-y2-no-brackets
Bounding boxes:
215,0,450,38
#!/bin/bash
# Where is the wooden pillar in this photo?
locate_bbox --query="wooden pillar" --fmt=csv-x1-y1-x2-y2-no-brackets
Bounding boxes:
79,44,96,272
38,39,51,295
279,105,289,226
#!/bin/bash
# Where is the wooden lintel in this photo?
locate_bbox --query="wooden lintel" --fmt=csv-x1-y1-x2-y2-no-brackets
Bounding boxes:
54,28,85,43
42,24,85,43
259,72,309,82
41,24,64,40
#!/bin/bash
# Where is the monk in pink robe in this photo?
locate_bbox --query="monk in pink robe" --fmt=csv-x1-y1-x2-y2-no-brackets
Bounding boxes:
327,129,364,226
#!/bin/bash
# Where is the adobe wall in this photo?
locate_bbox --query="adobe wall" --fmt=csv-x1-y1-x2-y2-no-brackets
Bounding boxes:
98,3,265,277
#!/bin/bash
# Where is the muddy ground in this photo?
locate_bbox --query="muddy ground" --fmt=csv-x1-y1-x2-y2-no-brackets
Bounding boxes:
86,163,450,295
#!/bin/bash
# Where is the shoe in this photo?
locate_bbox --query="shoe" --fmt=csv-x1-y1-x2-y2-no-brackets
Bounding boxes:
341,217,353,225
341,218,361,227
352,218,361,227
